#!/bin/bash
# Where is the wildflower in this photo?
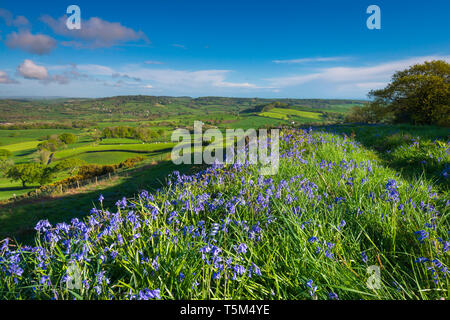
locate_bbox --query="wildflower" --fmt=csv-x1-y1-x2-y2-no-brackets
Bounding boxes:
251,263,262,276
1,238,9,253
237,243,248,254
383,179,400,202
328,292,339,300
233,264,246,276
98,194,104,204
138,289,161,300
415,257,429,264
140,190,149,199
306,279,317,297
82,279,90,289
117,234,124,245
40,276,51,286
338,220,346,231
361,251,368,263
35,220,52,233
414,230,429,243
96,271,110,285
115,197,127,209
151,256,159,271
210,223,220,237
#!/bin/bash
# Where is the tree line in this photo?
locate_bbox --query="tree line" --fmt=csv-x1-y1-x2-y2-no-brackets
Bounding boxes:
101,126,165,141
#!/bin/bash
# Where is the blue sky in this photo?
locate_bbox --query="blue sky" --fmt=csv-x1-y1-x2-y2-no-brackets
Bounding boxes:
0,0,449,98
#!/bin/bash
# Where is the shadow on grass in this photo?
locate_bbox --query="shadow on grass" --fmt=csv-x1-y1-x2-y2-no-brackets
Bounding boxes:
310,123,449,190
0,186,36,192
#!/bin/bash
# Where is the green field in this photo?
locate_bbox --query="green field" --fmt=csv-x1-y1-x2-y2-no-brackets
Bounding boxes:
270,108,323,120
54,142,175,160
0,129,81,145
99,138,144,145
2,141,41,152
259,111,289,120
258,108,326,124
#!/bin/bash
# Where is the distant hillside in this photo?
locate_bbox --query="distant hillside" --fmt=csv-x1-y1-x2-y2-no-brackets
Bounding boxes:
0,96,365,124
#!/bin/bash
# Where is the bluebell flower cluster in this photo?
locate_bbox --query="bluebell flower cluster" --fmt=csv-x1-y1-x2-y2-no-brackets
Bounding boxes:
0,128,448,300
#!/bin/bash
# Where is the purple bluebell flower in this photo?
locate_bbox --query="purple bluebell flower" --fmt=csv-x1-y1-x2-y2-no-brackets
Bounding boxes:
361,251,368,263
306,279,317,297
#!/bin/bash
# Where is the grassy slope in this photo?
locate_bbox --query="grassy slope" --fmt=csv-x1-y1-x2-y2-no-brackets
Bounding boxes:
0,125,448,299
54,142,175,160
270,108,323,119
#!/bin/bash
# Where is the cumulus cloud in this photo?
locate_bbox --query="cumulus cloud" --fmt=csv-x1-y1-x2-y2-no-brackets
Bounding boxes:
0,8,30,28
17,59,49,80
16,59,74,84
0,71,19,84
6,30,57,55
40,15,149,48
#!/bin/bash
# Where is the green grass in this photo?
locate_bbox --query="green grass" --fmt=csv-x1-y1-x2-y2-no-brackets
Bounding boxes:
258,108,325,124
99,138,143,145
223,115,288,129
1,141,40,153
259,111,289,120
0,125,448,300
75,151,148,165
271,108,323,120
54,142,175,160
0,177,39,201
0,129,81,146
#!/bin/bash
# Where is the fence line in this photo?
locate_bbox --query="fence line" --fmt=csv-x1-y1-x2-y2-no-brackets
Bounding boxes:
6,153,170,204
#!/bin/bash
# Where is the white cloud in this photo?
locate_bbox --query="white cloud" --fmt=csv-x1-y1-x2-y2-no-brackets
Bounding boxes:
0,70,18,84
17,59,49,80
5,30,57,55
16,60,77,84
40,15,149,48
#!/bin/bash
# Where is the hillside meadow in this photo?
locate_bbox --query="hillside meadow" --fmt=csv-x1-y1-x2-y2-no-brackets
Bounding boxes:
0,125,448,300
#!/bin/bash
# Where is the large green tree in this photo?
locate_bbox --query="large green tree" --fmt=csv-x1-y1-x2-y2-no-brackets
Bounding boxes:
6,163,45,188
369,60,449,125
58,133,77,145
54,158,87,175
